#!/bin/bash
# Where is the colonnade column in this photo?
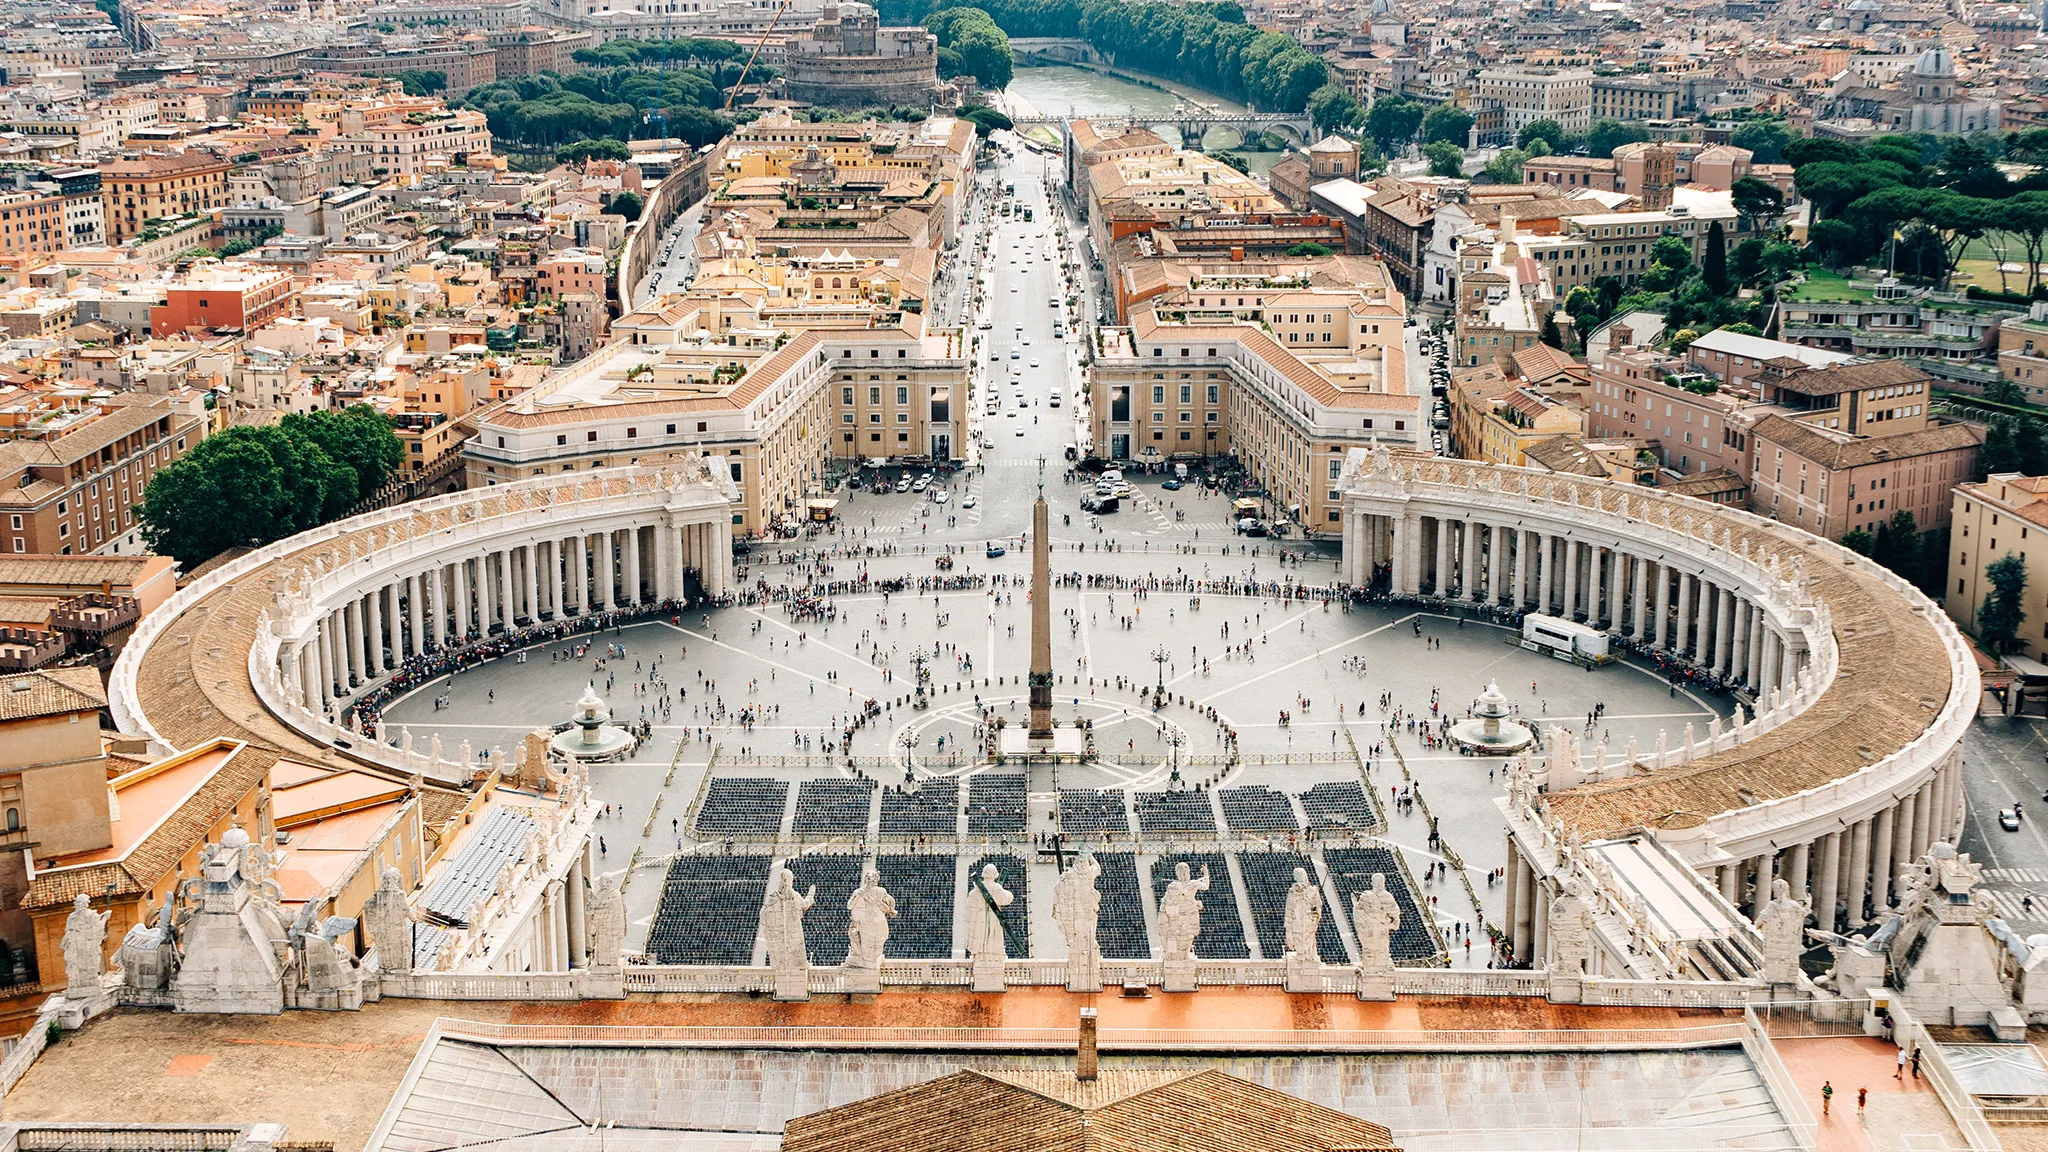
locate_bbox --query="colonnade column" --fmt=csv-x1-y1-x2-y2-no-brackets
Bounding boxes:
1814,831,1842,930
567,846,588,969
1674,573,1694,658
1589,547,1607,627
1785,842,1811,911
1869,805,1895,913
598,530,616,610
1461,519,1479,599
626,527,643,607
1562,540,1580,621
1893,796,1917,897
1846,817,1874,925
1694,579,1713,665
1653,564,1672,648
1538,535,1555,615
1434,517,1452,597
1513,852,1535,962
1632,555,1650,637
1516,529,1535,608
572,535,589,613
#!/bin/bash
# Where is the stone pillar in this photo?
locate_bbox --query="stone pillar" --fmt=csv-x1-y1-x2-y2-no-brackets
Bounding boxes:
572,534,589,613
1512,853,1534,962
1388,514,1410,594
568,855,588,969
1538,534,1556,615
1715,588,1736,678
1530,878,1549,964
1870,805,1895,911
1845,817,1873,925
1653,563,1672,648
453,561,470,641
497,548,515,628
1694,580,1713,665
1434,516,1451,597
1463,519,1480,599
296,641,319,712
1731,599,1750,685
406,574,424,657
625,526,643,607
1786,841,1811,910
524,544,541,623
1487,525,1503,603
345,597,366,685
1815,831,1842,930
654,524,673,602
1719,863,1741,904
1562,539,1580,621
1517,529,1536,608
596,530,614,610
1892,797,1916,894
1747,610,1766,689
1632,555,1650,636
1673,573,1694,657
1502,834,1521,953
1588,547,1606,627
365,585,385,674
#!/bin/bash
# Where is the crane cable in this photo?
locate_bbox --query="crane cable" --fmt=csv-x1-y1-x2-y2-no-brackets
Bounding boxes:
723,0,801,112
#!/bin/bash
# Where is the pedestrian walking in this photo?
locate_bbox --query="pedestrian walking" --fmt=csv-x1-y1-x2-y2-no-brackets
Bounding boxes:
1896,1049,1907,1079
1911,1048,1922,1079
1857,1087,1867,1116
1821,1081,1832,1115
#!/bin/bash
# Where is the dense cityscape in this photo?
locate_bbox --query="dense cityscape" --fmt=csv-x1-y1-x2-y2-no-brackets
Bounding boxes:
0,0,2038,1146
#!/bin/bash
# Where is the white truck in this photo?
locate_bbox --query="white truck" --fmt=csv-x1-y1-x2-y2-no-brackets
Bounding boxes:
1520,614,1610,663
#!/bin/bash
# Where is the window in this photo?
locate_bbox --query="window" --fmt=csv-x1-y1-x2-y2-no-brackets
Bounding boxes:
587,431,598,442
1152,386,1165,403
897,386,909,405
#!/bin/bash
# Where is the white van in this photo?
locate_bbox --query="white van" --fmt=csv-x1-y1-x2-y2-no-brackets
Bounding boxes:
1049,388,1062,407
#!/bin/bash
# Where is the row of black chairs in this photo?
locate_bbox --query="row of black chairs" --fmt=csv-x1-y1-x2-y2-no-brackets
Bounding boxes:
1300,781,1385,834
1325,847,1439,963
1092,853,1150,960
1059,788,1130,835
1148,852,1250,959
1237,852,1350,963
792,778,876,836
694,778,788,836
646,856,772,964
880,778,960,834
1218,786,1298,832
966,774,1027,834
1133,789,1217,835
877,854,955,958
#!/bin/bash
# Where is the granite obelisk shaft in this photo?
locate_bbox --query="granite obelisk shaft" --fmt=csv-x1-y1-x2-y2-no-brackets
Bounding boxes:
1028,487,1053,739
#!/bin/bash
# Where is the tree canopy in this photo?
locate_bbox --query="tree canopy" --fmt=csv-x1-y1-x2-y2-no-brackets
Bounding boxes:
1364,96,1422,157
1982,553,2030,655
457,67,735,151
925,8,1013,88
140,408,403,568
1420,104,1473,147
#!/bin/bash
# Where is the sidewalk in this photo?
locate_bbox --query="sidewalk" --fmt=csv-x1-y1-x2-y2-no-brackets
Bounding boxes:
1772,1034,1962,1152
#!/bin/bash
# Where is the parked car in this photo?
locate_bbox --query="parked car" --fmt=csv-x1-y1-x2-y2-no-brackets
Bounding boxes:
986,541,1007,557
2002,808,2023,831
1162,478,1183,490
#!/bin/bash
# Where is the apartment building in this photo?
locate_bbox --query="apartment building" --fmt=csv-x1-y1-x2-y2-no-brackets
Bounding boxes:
1947,473,2048,652
0,393,209,556
1997,305,2048,401
1685,329,1852,392
1587,344,1765,477
99,151,234,245
331,103,492,177
1473,68,1595,138
464,299,967,534
1089,281,1419,537
1749,412,1981,538
1591,75,1680,121
1449,363,1586,465
149,261,296,336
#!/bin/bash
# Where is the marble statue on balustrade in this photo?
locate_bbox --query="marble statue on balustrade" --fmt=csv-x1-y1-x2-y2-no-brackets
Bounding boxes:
171,830,292,1015
1546,879,1592,1002
120,897,177,999
1283,866,1323,992
289,902,364,1011
1757,877,1810,986
762,865,815,1001
1352,873,1402,1002
844,866,895,993
966,862,1014,993
363,866,413,976
1159,861,1210,992
1053,851,1102,992
587,871,626,974
61,893,110,999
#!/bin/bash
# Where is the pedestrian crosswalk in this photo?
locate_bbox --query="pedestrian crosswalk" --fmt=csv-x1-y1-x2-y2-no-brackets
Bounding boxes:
1984,868,2048,884
1976,885,2048,927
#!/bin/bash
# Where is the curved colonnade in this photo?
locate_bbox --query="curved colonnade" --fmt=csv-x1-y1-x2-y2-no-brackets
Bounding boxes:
1338,451,1976,956
110,463,737,783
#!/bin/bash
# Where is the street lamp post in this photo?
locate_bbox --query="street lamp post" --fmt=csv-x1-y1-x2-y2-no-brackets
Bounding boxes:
1150,645,1170,707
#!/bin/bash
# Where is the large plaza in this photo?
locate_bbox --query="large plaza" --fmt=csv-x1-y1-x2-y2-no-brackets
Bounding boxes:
374,522,1730,970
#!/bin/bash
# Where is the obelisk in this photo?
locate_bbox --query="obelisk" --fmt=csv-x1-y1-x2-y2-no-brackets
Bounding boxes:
1028,461,1053,741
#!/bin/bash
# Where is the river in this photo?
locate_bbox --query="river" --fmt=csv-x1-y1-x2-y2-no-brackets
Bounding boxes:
1001,64,1291,177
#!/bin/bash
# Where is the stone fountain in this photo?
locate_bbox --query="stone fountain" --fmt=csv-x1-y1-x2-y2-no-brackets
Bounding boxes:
1448,680,1535,754
550,682,635,762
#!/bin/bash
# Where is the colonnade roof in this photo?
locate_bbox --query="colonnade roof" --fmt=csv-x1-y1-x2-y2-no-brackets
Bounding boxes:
1352,455,1963,843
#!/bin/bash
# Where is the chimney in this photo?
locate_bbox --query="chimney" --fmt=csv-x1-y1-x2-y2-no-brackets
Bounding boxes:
1077,1008,1099,1081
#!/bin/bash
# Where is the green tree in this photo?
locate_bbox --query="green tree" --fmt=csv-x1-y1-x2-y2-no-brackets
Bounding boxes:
924,8,1013,88
958,105,1014,136
1583,118,1648,159
1702,220,1728,296
282,407,404,499
1516,118,1565,152
558,138,632,164
1981,553,2029,654
1841,528,1875,555
1538,311,1564,350
605,189,645,221
1987,378,2028,406
1363,96,1423,157
1668,327,1701,352
395,69,448,96
1483,148,1527,185
1423,140,1464,178
1421,104,1474,146
1730,176,1784,234
1728,118,1790,163
1306,84,1361,135
1650,233,1692,272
